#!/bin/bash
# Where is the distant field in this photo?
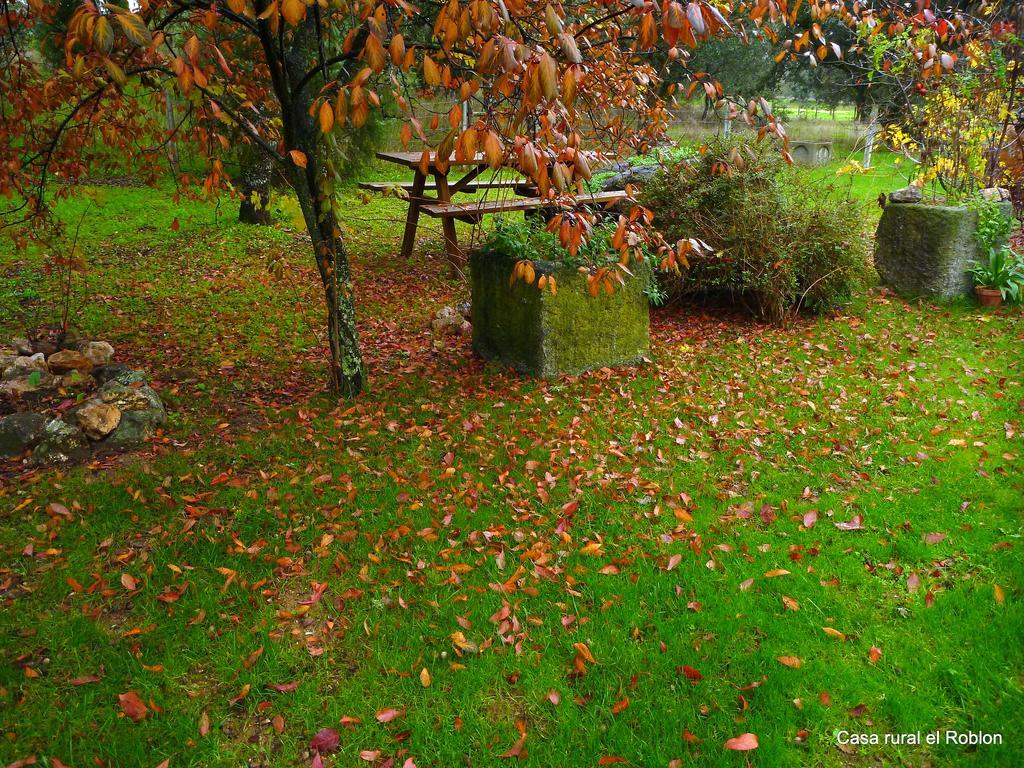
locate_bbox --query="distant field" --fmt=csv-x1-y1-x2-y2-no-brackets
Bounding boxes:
667,99,868,155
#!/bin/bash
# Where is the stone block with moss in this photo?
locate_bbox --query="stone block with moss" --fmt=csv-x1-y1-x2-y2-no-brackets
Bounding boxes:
469,250,651,377
874,200,1013,300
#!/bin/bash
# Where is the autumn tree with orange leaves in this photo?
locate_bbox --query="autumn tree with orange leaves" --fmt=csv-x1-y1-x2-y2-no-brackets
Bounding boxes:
0,0,991,396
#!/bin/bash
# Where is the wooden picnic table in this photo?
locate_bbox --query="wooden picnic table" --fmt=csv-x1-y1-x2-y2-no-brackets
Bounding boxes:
369,150,629,268
373,150,496,266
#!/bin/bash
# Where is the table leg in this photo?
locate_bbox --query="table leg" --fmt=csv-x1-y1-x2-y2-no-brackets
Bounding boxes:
400,171,426,260
433,170,465,275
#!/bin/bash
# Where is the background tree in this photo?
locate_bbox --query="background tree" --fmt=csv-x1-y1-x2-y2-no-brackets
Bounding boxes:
688,37,785,108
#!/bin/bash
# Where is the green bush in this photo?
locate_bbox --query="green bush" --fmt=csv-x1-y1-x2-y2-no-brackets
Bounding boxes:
640,140,869,322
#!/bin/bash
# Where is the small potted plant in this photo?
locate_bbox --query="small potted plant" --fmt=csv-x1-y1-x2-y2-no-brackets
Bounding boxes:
968,247,1024,307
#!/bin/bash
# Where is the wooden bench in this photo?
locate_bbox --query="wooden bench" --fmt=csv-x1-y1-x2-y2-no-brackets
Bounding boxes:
420,190,629,224
358,179,520,195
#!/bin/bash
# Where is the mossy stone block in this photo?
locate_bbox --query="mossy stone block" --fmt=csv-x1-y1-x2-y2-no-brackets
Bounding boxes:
874,201,1013,300
470,251,650,377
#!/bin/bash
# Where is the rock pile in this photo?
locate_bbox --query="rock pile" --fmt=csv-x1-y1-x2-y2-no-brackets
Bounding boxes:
0,336,166,465
430,304,472,349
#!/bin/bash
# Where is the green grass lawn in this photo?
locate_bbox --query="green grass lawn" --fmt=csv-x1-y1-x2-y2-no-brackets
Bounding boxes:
803,151,912,212
0,169,1022,768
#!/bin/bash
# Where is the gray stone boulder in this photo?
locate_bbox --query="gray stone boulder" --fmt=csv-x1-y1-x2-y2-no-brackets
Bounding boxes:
980,187,1011,202
75,400,122,440
31,419,89,465
11,338,32,355
92,364,146,386
0,375,52,398
3,353,47,380
46,349,93,375
55,370,88,389
78,341,115,367
99,381,166,447
597,160,633,174
874,199,1015,300
601,164,659,191
888,186,923,204
0,413,48,459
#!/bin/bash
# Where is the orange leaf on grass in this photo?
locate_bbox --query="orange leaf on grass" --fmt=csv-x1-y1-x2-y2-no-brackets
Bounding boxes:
267,680,300,693
835,514,864,531
310,727,340,752
573,642,596,663
229,683,250,706
499,734,527,758
680,665,702,682
376,707,404,723
724,733,759,751
118,691,149,722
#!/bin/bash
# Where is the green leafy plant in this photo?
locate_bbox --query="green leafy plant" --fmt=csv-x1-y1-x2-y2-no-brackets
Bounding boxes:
482,217,568,265
480,216,665,305
971,196,1016,258
968,247,1024,302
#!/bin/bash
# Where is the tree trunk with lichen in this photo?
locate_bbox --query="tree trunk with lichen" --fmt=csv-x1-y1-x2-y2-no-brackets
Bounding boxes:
291,175,364,397
258,9,364,395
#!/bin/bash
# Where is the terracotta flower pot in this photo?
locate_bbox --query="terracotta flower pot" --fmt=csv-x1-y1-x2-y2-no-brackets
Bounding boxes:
974,286,1003,307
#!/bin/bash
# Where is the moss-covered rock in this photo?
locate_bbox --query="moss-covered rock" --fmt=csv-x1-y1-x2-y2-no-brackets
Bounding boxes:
874,201,1013,300
470,250,650,377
